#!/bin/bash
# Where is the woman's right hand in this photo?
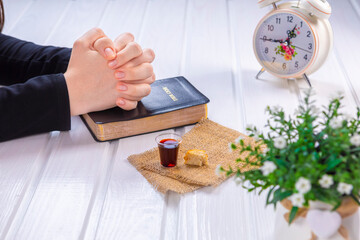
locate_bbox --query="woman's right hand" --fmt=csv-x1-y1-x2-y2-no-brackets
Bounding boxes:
106,33,156,110
64,28,155,115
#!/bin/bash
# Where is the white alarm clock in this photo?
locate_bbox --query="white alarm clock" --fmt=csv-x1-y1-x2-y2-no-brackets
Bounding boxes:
253,0,333,86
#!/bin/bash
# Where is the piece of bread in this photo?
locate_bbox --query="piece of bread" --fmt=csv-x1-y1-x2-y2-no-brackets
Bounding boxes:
184,149,208,166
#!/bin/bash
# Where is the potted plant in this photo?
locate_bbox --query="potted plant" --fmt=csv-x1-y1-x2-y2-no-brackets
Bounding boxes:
219,90,360,240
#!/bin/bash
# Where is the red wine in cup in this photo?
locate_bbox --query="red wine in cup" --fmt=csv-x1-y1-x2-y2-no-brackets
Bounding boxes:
158,138,179,167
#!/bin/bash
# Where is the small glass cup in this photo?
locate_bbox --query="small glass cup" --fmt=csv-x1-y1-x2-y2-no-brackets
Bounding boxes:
155,133,182,167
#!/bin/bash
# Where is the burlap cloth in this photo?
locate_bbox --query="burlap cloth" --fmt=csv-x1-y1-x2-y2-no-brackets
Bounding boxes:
128,119,256,194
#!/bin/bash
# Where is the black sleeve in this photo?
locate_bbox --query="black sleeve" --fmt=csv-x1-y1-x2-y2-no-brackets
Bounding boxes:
0,34,72,142
0,33,71,85
0,74,71,141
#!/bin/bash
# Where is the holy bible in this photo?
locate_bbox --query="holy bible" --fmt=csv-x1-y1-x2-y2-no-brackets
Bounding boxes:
81,76,210,142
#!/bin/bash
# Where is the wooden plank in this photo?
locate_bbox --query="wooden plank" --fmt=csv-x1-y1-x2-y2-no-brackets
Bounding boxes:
2,0,34,34
45,0,110,47
137,0,188,79
93,131,168,240
180,0,240,131
164,1,258,239
11,118,110,240
291,0,358,116
99,0,149,41
228,0,299,131
296,53,358,114
186,0,294,239
0,0,77,238
349,0,360,19
8,1,115,239
79,0,153,238
0,135,52,238
4,0,70,44
0,1,36,236
327,0,360,108
94,0,188,239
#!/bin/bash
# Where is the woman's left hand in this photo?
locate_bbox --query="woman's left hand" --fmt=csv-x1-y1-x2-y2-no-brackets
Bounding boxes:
92,32,156,110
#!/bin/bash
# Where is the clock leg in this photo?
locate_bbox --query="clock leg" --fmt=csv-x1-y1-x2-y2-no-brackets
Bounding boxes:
256,68,266,79
303,73,312,87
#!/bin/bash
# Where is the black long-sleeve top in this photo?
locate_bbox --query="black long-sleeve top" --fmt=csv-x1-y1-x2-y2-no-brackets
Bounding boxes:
0,33,72,142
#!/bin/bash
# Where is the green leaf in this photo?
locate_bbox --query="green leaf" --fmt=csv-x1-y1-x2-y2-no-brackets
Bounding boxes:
351,194,360,206
266,186,277,205
350,147,360,153
289,207,298,224
226,170,233,177
231,143,237,150
271,190,293,204
326,158,342,171
331,200,342,211
274,158,289,168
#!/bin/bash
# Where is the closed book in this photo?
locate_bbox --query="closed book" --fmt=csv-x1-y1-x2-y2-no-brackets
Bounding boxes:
81,76,210,142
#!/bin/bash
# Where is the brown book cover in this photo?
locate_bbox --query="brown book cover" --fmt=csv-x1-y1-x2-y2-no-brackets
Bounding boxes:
81,76,210,142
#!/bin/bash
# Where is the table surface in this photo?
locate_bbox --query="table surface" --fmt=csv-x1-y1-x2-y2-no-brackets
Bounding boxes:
1,0,360,239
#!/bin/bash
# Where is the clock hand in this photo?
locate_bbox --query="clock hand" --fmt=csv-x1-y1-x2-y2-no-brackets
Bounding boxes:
286,24,298,45
292,45,312,54
291,24,297,37
260,36,284,43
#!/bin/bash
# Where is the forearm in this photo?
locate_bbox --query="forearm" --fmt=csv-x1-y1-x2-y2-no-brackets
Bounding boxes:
0,73,71,142
0,33,71,85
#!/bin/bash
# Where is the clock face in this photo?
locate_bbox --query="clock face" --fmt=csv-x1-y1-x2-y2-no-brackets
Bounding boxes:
254,11,316,77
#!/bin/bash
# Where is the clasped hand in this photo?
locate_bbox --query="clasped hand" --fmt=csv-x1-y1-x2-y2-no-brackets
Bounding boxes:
64,28,155,116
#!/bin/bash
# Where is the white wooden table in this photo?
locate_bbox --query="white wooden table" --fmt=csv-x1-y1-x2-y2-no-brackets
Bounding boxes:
1,0,360,239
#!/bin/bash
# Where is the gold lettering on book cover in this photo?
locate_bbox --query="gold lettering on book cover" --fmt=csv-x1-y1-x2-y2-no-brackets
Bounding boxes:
162,87,178,102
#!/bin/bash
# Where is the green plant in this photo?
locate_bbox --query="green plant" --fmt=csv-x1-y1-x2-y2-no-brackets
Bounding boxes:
221,90,360,223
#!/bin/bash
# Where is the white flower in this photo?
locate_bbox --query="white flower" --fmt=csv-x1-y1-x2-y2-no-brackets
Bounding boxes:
253,130,261,141
309,105,321,115
245,124,255,135
235,135,244,143
215,164,224,176
295,177,312,194
246,124,254,130
271,105,282,113
289,193,305,207
350,134,360,147
259,161,277,176
274,137,287,149
303,88,316,96
337,182,353,195
234,175,245,185
343,113,353,122
294,106,305,116
257,180,265,186
329,90,344,101
318,174,334,189
228,142,234,152
262,147,269,155
329,117,343,129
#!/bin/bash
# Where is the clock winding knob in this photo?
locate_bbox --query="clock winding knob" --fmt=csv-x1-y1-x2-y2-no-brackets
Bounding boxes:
299,0,332,19
257,0,282,8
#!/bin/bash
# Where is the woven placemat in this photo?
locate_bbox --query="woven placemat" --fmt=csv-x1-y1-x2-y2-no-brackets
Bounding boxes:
128,119,256,194
141,170,202,194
